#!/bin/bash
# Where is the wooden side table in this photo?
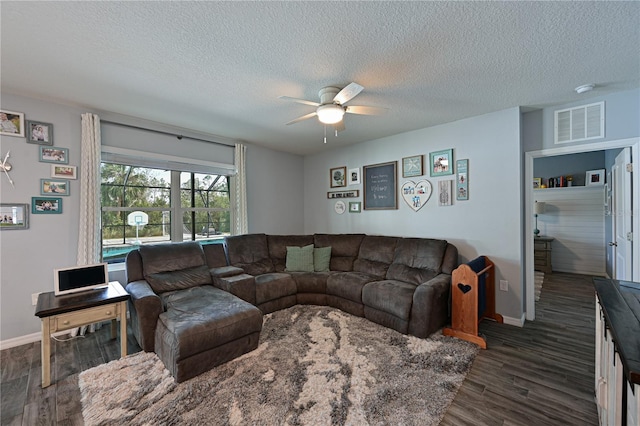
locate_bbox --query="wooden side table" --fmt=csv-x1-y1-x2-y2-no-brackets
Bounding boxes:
534,236,554,274
35,281,129,388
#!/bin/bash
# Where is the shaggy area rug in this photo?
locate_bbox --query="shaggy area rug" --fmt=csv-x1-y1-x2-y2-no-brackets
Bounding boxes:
80,305,478,425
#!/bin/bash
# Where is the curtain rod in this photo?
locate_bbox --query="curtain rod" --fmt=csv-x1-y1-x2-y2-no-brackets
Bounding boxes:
100,120,235,148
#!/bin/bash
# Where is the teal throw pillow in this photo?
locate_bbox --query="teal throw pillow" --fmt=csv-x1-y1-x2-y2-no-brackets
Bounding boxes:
285,244,315,272
314,246,332,272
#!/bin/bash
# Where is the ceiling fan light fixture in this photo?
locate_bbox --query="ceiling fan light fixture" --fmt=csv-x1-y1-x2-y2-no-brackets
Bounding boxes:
575,83,595,94
317,104,345,124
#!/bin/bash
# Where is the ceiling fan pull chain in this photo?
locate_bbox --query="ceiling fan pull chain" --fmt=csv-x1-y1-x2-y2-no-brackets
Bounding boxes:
323,125,327,144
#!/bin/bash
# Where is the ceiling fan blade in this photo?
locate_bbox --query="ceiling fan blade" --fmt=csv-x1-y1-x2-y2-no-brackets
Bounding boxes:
333,121,346,133
345,105,388,116
278,96,321,107
285,111,317,125
333,82,364,105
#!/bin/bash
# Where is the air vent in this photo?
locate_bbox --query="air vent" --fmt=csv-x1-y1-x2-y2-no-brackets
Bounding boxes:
555,102,604,144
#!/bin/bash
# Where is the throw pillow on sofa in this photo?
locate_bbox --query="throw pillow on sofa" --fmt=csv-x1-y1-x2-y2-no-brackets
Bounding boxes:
314,246,332,272
285,244,315,272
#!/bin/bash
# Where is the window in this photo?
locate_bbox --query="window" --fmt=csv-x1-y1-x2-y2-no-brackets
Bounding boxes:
101,162,231,263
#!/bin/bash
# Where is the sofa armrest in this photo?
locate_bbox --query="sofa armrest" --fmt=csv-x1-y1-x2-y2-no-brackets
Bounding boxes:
125,280,163,352
408,273,452,338
210,265,245,278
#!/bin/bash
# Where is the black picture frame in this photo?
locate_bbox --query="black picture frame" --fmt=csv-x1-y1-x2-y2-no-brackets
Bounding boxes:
363,161,397,210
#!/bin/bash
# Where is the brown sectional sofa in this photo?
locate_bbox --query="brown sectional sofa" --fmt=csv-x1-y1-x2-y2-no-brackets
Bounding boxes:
125,233,458,382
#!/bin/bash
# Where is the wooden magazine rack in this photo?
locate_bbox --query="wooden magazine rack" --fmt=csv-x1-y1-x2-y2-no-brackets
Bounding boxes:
443,256,503,348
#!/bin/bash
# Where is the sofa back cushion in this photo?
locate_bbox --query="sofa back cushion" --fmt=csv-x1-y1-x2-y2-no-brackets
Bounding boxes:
139,242,212,293
314,234,365,271
353,235,399,278
267,235,314,272
225,233,274,276
386,238,448,285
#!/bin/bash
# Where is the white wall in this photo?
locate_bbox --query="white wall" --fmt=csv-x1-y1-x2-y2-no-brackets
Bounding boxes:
0,93,304,343
304,108,524,321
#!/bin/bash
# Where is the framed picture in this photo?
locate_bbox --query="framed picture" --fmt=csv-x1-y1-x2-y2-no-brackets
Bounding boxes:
349,202,361,213
429,149,454,177
330,166,347,188
402,155,424,177
51,165,77,179
438,180,453,206
0,109,25,137
348,167,361,185
533,178,542,189
0,203,29,230
39,146,69,164
32,197,62,214
40,178,70,196
456,159,469,201
327,190,359,199
25,120,54,145
586,169,605,186
334,201,346,215
363,161,397,210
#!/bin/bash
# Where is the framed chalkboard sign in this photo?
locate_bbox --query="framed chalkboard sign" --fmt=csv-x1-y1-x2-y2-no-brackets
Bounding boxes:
363,161,397,210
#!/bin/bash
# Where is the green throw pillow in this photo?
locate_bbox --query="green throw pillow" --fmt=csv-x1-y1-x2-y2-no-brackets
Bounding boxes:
314,246,332,272
285,244,315,272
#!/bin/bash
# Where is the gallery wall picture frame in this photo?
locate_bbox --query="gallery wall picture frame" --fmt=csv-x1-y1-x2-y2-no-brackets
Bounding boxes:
25,120,53,145
327,190,359,199
402,155,424,178
586,169,605,186
40,178,70,196
429,149,454,177
456,159,469,201
32,197,62,214
348,167,361,185
330,166,347,188
334,200,346,215
39,146,69,164
349,202,361,213
0,109,25,138
438,180,453,206
363,161,397,210
0,203,29,230
51,165,77,179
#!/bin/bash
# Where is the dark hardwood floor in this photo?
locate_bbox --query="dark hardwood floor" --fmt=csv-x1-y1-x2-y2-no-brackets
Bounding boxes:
1,272,598,425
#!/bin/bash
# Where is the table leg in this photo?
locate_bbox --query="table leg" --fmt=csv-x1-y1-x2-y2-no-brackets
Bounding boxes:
41,317,51,388
119,301,127,358
110,319,117,339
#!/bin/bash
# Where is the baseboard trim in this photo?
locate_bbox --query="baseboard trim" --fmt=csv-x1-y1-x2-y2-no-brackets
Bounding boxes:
0,332,41,350
502,314,525,327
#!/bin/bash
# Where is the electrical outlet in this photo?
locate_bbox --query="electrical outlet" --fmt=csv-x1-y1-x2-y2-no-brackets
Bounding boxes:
499,280,508,291
32,292,40,306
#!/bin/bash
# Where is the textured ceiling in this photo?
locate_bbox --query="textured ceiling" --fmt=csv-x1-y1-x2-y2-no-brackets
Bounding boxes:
1,1,639,155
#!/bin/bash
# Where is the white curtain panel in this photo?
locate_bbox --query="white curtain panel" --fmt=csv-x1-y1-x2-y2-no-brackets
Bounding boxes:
77,113,102,265
233,143,248,235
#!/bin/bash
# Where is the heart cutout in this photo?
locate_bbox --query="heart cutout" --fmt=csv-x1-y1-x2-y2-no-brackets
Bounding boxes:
401,180,432,212
457,283,472,294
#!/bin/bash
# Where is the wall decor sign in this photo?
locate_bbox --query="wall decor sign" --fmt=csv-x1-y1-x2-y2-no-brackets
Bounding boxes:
40,178,70,196
32,197,62,214
363,161,397,210
456,159,469,201
429,149,454,177
586,169,605,186
0,109,25,137
51,165,77,180
25,120,54,145
438,180,453,206
0,203,29,230
401,180,432,212
327,190,359,199
39,146,69,164
348,167,361,185
334,201,346,214
349,202,361,213
402,155,424,178
330,166,347,188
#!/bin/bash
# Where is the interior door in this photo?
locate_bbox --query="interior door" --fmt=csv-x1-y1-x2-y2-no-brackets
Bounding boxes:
611,147,632,280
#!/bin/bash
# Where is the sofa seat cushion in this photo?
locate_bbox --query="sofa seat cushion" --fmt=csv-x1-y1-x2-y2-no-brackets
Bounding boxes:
290,271,331,294
386,238,448,285
255,273,297,305
156,286,262,361
362,280,416,320
326,271,377,303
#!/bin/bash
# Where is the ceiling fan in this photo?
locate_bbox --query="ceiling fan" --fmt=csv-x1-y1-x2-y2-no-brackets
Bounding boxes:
279,82,387,132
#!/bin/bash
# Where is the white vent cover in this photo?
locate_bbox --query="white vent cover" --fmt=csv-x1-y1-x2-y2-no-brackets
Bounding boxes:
554,101,604,144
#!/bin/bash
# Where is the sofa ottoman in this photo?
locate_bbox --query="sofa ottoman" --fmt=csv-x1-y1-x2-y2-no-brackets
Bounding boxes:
154,286,262,383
